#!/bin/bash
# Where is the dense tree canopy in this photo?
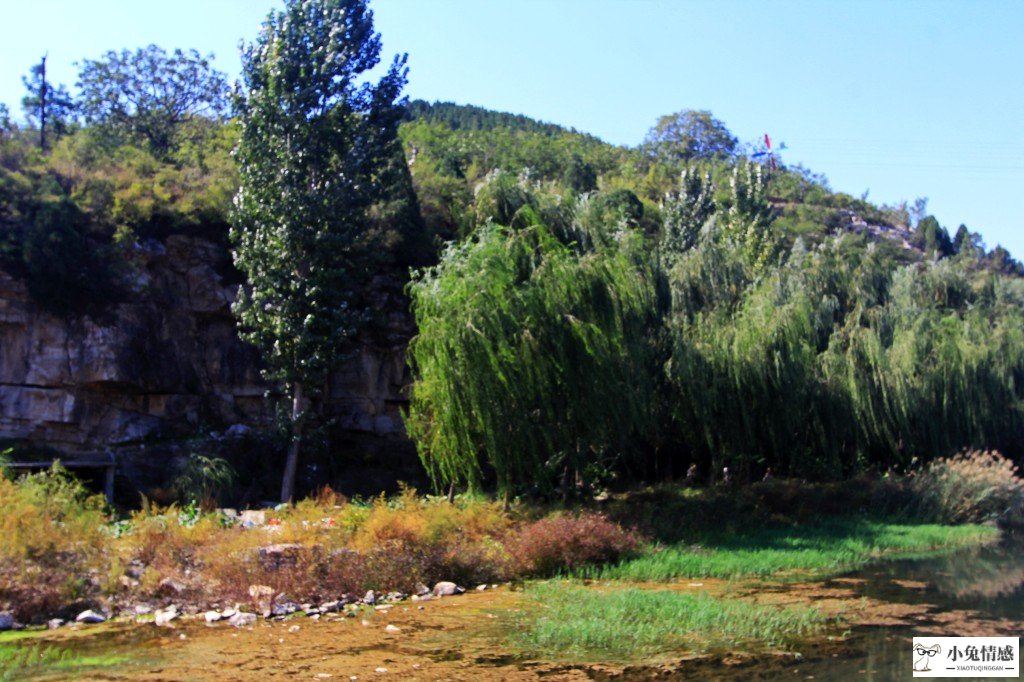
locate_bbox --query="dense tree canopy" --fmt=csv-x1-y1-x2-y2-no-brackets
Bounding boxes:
407,161,1024,495
407,215,657,500
76,45,228,155
642,109,738,165
231,0,419,502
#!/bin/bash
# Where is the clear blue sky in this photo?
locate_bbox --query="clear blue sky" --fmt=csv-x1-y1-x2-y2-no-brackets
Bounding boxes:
2,0,1021,256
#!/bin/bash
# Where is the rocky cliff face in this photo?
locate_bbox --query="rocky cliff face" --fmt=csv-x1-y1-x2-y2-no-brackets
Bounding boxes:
0,235,414,460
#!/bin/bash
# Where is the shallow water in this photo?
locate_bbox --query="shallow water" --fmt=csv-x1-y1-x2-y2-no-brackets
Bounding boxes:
764,539,1024,681
3,539,1022,680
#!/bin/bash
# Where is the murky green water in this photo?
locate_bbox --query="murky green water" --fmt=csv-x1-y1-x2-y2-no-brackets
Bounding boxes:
767,538,1024,681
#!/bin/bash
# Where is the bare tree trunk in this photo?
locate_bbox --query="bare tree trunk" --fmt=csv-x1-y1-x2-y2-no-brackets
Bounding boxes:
39,55,47,151
447,481,456,504
281,382,303,504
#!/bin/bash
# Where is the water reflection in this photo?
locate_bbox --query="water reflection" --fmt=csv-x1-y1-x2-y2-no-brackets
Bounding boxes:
766,538,1024,680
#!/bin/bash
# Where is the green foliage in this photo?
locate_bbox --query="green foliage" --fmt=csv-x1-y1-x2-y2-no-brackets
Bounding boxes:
660,166,715,260
407,117,1024,490
642,109,738,165
0,464,108,563
406,99,579,137
232,0,421,502
0,118,236,314
21,56,77,149
76,45,228,156
406,218,656,498
172,453,236,507
719,162,779,273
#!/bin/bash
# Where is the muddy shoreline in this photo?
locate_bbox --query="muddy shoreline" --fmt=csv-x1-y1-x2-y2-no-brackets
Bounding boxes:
5,540,1022,681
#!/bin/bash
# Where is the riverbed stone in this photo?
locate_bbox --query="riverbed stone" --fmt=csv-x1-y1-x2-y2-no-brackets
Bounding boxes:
75,609,106,624
154,606,179,626
432,581,464,597
229,611,257,628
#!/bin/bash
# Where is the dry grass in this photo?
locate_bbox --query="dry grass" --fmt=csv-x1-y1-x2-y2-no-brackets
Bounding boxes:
905,450,1024,525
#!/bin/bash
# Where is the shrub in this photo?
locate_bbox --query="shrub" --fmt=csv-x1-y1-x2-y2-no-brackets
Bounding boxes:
512,512,641,576
171,453,236,508
0,465,109,621
905,450,1024,525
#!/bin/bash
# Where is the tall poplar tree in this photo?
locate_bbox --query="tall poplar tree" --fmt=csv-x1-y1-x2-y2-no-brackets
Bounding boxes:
231,0,410,502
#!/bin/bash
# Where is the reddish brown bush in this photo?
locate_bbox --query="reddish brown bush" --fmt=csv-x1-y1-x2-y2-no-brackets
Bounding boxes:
512,513,642,576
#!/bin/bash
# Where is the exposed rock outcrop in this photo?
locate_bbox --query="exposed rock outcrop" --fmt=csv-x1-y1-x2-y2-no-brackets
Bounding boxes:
0,234,415,489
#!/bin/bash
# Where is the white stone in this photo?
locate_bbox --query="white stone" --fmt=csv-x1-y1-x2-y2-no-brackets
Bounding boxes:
75,609,106,624
432,581,463,597
229,611,257,628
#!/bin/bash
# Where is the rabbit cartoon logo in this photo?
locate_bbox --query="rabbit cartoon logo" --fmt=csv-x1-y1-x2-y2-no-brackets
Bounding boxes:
914,642,942,672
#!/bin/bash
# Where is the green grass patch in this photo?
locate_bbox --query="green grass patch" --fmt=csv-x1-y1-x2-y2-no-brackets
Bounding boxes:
0,642,130,681
582,518,998,581
512,582,826,661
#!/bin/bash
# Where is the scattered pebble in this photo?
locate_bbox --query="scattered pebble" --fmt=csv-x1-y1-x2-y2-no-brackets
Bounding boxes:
385,624,400,633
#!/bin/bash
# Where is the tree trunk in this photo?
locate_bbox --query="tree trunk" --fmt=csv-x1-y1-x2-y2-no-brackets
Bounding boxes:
39,55,47,151
281,382,304,504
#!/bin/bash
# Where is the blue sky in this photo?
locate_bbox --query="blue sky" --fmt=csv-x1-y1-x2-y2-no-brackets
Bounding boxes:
2,0,1021,256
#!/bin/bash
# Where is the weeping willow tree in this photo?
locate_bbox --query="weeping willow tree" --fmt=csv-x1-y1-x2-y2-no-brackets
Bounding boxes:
406,218,656,500
665,226,1024,479
824,262,1024,469
657,161,1024,479
405,160,1024,494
